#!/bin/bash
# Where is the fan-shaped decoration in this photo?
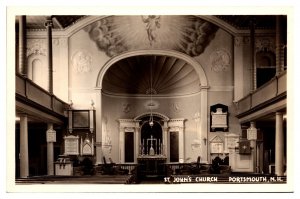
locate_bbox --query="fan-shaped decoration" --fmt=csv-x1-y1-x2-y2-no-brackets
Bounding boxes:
102,55,200,95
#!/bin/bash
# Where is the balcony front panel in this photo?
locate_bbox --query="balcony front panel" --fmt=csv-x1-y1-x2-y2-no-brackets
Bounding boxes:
237,95,251,114
16,74,26,96
26,82,52,109
53,97,66,116
251,79,277,108
277,72,287,95
236,72,286,117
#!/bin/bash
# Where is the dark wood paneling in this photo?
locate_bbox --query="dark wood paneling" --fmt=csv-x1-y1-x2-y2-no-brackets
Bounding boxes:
170,131,179,162
125,132,134,163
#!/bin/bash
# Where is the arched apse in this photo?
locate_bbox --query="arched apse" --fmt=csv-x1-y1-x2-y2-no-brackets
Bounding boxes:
96,50,208,91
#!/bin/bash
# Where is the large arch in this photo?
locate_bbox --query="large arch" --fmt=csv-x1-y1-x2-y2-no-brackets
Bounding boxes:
96,49,208,89
94,49,210,164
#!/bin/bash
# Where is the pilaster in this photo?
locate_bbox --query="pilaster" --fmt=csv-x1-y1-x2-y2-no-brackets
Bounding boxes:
200,86,208,162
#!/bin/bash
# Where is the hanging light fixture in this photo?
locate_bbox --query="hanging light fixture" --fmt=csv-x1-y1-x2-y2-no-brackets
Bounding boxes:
149,57,154,127
149,113,154,127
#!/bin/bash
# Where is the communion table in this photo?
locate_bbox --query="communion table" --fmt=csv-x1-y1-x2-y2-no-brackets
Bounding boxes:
137,155,167,179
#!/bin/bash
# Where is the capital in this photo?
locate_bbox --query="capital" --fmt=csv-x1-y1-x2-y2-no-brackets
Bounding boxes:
44,17,53,27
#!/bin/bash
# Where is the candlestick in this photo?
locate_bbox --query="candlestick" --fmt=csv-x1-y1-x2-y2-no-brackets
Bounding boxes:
156,140,158,155
158,143,161,155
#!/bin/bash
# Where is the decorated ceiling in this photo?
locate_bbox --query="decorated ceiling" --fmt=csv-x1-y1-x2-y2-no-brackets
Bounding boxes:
84,15,219,57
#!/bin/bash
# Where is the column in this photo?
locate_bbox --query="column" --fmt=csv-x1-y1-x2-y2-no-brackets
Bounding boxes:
46,123,56,175
276,16,285,75
134,125,140,163
250,19,257,91
95,90,103,164
18,15,27,76
163,123,168,159
178,127,185,162
44,16,53,94
247,122,257,173
20,114,29,178
200,87,208,163
119,127,125,163
275,112,284,176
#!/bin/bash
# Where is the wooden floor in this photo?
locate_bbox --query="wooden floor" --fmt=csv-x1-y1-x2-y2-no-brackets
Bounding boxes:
16,175,134,184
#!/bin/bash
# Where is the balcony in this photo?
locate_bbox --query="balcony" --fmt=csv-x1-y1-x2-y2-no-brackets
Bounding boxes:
16,73,69,118
236,71,286,118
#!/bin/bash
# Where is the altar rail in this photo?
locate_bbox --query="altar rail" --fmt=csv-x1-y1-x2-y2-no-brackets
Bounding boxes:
236,71,286,116
165,163,211,175
118,164,138,175
94,163,138,176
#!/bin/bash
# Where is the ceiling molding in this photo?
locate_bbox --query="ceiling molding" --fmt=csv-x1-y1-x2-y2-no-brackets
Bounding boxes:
101,89,202,99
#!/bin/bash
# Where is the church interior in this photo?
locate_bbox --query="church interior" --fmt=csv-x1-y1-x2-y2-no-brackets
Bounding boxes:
14,15,287,184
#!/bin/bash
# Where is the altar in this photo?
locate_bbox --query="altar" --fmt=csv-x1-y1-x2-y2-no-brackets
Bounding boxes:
137,155,167,178
137,135,166,178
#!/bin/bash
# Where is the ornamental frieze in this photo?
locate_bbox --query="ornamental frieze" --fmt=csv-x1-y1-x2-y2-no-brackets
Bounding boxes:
26,39,46,57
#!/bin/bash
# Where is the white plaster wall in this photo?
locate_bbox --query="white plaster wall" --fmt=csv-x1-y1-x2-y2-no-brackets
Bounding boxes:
68,28,110,107
196,29,233,87
52,38,69,102
101,93,202,162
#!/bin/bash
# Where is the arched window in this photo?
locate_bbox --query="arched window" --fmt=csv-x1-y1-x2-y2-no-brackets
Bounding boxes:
256,51,276,88
28,56,48,90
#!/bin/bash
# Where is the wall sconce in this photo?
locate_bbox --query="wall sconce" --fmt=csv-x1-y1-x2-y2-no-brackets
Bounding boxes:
90,99,95,109
203,137,207,145
68,100,73,109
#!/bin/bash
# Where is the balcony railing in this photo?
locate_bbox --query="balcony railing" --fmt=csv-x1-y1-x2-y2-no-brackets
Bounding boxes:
16,73,69,117
236,71,286,116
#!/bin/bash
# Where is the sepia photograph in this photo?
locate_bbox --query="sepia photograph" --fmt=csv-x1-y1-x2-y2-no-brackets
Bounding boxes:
3,1,298,197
